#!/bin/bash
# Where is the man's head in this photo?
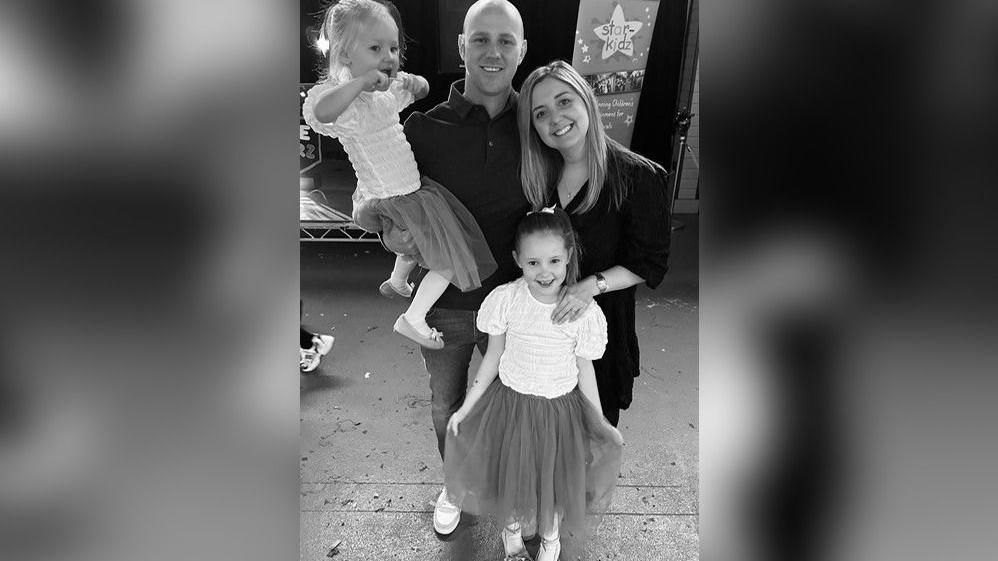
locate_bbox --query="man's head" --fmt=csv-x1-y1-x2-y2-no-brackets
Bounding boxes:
458,0,527,104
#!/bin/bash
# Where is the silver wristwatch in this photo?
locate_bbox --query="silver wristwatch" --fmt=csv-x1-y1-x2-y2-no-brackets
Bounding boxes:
594,272,608,294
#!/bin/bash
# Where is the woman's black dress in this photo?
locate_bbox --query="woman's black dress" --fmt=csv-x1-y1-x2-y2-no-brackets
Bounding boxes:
556,156,672,426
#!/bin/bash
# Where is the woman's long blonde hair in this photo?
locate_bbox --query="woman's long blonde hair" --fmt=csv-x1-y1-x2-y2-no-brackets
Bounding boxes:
518,60,661,214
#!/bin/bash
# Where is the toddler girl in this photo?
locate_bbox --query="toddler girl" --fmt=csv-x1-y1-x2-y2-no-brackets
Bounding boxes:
444,206,623,561
302,0,497,349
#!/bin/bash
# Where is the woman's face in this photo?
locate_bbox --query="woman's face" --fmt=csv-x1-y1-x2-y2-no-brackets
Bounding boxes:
529,77,590,156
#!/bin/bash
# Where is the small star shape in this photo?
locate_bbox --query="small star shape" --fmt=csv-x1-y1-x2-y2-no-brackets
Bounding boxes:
625,115,634,126
581,44,589,53
583,55,591,63
593,5,643,58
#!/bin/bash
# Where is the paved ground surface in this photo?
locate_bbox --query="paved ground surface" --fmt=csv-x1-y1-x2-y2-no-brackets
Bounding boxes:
300,216,698,560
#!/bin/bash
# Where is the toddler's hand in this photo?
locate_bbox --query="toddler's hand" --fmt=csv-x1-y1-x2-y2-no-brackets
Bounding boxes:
363,69,391,92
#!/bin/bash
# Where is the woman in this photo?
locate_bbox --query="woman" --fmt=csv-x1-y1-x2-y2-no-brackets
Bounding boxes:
518,60,672,426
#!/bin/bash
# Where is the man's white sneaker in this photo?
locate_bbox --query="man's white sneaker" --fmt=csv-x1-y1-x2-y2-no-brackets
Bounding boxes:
433,488,461,535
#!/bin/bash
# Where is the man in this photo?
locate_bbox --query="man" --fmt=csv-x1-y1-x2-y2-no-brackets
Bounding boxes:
402,0,529,537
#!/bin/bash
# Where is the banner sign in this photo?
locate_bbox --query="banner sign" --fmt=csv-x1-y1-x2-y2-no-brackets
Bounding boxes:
571,0,660,148
299,83,322,174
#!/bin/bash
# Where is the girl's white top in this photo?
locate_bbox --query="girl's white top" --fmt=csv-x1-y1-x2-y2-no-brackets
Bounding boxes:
302,69,422,203
477,278,608,398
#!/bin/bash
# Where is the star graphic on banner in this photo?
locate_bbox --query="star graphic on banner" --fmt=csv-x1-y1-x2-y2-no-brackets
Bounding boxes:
578,38,585,45
593,5,643,59
625,115,634,126
583,55,591,63
581,43,589,53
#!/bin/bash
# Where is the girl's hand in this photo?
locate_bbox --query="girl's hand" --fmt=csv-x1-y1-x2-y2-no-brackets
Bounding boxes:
362,69,391,92
447,408,468,436
396,73,413,91
552,280,595,325
397,73,429,99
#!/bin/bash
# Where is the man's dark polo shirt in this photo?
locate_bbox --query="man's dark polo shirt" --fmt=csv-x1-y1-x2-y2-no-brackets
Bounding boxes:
403,80,530,312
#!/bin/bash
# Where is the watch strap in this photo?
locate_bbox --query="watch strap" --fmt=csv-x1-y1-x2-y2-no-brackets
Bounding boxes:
595,272,608,294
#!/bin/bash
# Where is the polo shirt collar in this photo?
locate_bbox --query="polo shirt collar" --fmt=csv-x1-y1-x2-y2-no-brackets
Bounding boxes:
448,79,519,120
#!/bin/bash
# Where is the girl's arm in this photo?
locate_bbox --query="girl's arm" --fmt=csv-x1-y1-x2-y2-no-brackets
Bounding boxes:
312,69,391,124
447,333,505,436
552,265,644,324
576,356,603,413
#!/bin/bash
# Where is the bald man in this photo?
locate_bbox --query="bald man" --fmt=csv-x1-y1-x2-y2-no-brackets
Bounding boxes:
402,0,530,536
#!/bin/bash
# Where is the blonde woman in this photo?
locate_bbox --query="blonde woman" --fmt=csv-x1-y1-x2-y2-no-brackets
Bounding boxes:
518,60,672,426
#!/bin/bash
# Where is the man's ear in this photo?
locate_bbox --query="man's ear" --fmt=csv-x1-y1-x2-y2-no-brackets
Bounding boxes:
518,39,527,64
457,34,466,61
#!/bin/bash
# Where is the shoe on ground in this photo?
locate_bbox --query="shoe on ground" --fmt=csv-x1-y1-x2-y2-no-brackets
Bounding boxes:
433,488,461,535
536,537,561,561
300,347,321,373
502,525,532,560
379,279,413,299
312,334,335,356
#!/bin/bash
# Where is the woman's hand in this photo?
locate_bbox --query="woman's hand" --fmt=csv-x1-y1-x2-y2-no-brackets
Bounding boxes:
447,408,469,436
552,278,596,325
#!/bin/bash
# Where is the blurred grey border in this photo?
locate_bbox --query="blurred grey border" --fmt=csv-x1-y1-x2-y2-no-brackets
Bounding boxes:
0,2,299,560
703,0,998,560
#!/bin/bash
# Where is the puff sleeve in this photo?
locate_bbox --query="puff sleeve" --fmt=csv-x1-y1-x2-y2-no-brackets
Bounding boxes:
301,81,361,139
389,72,416,113
476,283,513,335
620,161,672,289
574,303,608,360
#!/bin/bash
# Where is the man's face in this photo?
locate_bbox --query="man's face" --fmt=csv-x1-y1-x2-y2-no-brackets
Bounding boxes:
458,6,526,102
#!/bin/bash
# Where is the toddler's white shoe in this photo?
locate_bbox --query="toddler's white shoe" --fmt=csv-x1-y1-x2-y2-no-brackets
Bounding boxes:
433,488,461,535
379,279,413,298
536,537,561,561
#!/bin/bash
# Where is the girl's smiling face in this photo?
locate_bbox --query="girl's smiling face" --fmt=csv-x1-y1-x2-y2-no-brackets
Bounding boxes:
530,77,590,156
514,232,570,303
341,16,400,78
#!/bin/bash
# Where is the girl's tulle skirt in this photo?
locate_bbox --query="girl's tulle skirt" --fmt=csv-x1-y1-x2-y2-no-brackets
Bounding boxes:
444,380,623,547
355,177,496,292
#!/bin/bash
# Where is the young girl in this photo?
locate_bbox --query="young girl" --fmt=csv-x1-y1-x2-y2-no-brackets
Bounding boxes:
302,0,497,349
444,207,623,561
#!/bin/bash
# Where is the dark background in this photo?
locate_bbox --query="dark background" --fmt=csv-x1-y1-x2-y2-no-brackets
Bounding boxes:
300,0,694,170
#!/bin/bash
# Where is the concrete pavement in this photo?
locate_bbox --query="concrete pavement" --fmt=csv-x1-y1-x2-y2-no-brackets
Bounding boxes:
300,217,698,560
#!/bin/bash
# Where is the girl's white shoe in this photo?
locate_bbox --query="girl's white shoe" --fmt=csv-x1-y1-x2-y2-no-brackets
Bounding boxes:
536,537,561,561
502,525,532,560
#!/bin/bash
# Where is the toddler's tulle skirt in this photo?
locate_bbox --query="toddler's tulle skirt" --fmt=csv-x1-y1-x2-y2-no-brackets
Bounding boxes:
444,380,623,547
353,177,496,292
